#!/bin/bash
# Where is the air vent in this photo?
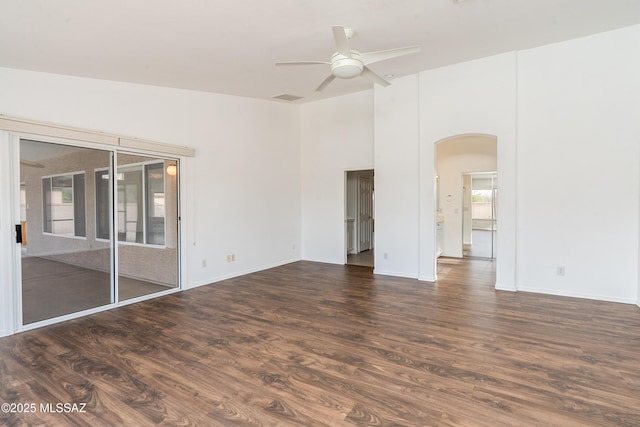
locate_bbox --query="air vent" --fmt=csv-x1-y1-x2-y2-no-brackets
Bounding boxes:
272,94,303,102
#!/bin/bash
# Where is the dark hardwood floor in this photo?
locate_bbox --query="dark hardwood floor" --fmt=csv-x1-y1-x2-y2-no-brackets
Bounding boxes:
1,258,640,426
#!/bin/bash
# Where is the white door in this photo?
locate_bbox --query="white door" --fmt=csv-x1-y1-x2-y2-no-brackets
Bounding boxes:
358,175,373,252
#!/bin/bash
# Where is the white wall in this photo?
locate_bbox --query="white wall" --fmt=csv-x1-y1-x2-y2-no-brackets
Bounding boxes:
418,26,638,301
436,136,497,257
0,132,16,337
0,68,302,335
419,52,518,284
300,90,374,264
516,26,640,303
374,75,421,278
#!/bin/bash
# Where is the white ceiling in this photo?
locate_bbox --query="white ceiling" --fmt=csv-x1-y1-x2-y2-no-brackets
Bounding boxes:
1,0,639,103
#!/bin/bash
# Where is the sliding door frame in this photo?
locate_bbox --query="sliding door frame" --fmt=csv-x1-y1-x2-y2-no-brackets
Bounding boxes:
8,131,186,334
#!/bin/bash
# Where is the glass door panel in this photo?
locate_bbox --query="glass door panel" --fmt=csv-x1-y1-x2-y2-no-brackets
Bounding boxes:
463,173,497,259
20,139,113,324
116,153,178,301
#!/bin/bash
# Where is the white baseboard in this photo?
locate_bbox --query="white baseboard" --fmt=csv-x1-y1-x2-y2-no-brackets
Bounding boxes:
186,257,302,290
516,285,636,305
495,283,517,292
301,257,345,265
373,269,419,280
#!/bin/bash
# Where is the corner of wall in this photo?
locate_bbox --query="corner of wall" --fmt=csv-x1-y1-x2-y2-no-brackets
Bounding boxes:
495,283,517,292
418,274,437,282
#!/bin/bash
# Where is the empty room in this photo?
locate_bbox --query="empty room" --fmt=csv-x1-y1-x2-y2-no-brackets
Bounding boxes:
1,1,640,425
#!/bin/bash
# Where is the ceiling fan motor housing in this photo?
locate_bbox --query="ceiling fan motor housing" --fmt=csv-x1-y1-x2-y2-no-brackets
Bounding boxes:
331,51,363,79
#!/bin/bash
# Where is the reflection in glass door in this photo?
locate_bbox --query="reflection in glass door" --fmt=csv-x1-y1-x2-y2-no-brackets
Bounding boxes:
20,139,113,324
18,139,181,326
116,153,178,301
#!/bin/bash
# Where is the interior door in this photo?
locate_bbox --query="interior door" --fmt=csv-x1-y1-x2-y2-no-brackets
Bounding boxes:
358,175,373,252
18,138,114,325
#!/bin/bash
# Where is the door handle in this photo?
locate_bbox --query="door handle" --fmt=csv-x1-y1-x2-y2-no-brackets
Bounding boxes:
15,224,22,244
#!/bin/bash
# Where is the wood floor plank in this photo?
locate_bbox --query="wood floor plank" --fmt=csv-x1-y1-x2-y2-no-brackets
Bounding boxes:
2,259,640,425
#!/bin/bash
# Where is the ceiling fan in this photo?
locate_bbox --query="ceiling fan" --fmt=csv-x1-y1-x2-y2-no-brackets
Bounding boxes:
276,25,420,92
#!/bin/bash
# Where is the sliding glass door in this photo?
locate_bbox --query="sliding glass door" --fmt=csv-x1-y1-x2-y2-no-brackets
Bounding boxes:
18,139,180,326
116,153,179,300
462,173,497,259
20,139,114,324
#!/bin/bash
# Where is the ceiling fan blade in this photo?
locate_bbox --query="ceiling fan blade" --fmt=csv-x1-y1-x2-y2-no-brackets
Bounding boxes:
331,25,351,57
362,66,390,87
360,46,420,65
275,61,330,66
316,74,336,92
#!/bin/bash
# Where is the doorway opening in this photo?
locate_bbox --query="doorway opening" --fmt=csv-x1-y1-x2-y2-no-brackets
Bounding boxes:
462,172,497,259
345,169,374,267
435,135,497,260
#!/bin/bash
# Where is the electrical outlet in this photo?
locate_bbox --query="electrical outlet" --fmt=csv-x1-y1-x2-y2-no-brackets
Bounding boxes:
557,266,565,276
227,254,236,262
384,252,389,260
202,259,207,268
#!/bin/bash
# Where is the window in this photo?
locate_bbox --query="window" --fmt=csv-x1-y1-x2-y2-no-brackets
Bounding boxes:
471,189,493,220
144,162,166,245
96,161,167,246
42,172,86,237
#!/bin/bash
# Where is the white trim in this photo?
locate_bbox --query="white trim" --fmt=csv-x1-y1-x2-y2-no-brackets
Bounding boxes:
300,257,344,265
0,134,19,336
516,286,637,305
119,137,194,157
186,258,302,290
0,115,195,157
0,116,118,146
112,151,119,306
495,283,517,292
373,269,419,280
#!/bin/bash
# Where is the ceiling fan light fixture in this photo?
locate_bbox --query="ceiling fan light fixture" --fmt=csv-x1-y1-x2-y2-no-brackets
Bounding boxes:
331,56,363,79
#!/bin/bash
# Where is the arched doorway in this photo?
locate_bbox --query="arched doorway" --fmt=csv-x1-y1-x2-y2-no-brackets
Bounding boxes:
434,134,497,259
